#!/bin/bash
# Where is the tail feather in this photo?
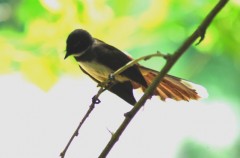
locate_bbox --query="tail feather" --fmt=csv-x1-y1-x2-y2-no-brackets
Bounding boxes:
160,80,189,101
164,76,200,100
138,66,202,101
159,81,183,100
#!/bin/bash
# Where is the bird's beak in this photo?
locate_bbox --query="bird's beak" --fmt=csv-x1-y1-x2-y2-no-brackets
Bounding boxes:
64,52,69,60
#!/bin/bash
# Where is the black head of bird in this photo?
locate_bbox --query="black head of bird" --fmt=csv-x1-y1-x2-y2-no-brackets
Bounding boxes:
65,29,94,59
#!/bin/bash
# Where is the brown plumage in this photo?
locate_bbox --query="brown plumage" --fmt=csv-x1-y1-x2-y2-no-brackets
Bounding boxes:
132,66,201,101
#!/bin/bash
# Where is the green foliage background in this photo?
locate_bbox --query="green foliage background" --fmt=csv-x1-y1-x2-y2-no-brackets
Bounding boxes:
0,0,240,157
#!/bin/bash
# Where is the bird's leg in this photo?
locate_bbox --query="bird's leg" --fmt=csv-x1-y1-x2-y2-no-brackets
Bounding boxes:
97,73,116,89
108,73,116,85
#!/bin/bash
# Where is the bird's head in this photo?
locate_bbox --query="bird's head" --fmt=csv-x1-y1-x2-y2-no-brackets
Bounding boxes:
65,29,94,59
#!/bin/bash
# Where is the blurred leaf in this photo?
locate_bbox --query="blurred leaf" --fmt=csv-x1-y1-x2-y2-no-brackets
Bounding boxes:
21,56,58,91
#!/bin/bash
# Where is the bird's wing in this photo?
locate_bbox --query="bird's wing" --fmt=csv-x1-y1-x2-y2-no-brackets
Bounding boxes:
108,81,137,105
79,66,136,105
92,39,147,87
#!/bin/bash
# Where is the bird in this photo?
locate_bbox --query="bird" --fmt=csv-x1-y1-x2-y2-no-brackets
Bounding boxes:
64,29,204,105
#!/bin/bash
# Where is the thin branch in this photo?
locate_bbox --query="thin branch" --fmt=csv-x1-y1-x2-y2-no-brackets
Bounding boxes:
60,52,166,158
60,87,105,158
98,0,229,157
100,52,166,87
113,52,167,76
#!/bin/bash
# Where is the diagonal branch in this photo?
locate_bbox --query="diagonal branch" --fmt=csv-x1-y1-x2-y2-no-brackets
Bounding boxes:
98,0,229,157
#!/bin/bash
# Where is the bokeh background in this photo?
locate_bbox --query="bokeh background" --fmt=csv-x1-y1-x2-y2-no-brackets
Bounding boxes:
0,0,240,158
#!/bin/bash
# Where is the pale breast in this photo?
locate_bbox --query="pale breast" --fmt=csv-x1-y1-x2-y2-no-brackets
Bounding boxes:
78,60,128,82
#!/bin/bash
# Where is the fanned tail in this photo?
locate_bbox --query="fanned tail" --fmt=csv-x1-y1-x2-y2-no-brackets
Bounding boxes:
138,66,204,101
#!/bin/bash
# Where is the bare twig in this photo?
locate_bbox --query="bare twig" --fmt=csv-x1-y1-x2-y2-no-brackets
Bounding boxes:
98,0,229,157
100,52,166,87
60,52,166,158
113,52,167,76
60,87,105,158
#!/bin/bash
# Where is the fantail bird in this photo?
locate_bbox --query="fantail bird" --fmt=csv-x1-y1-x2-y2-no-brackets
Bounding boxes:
65,29,205,105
